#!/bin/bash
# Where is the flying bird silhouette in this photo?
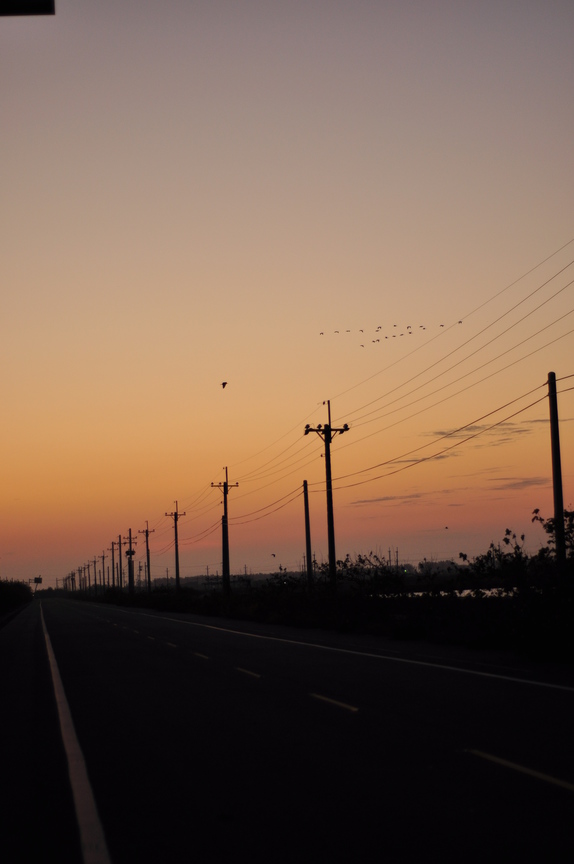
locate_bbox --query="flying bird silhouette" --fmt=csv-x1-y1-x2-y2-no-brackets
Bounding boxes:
221,382,227,388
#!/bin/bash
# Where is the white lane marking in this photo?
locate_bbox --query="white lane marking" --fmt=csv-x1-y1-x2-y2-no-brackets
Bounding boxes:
40,607,111,864
310,693,359,713
166,642,177,648
467,749,574,793
147,636,155,641
194,652,209,660
118,610,574,693
235,667,261,678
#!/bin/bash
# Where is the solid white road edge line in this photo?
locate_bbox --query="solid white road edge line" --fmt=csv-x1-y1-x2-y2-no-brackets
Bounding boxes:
40,606,112,864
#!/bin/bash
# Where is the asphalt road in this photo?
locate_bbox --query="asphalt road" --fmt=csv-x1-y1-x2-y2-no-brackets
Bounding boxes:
3,598,574,863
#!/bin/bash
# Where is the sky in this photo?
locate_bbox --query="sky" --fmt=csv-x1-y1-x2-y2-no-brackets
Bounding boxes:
2,0,573,587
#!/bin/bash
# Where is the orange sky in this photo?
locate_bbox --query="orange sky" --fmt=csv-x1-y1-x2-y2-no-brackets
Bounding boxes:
1,1,573,587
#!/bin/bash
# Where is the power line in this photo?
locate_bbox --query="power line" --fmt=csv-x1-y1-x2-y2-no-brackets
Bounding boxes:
230,489,303,526
229,485,303,522
343,266,574,424
344,313,574,440
333,393,549,491
331,241,574,404
331,382,548,484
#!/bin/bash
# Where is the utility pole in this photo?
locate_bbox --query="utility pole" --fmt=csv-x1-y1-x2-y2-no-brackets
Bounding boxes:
138,521,155,593
548,372,566,566
165,502,185,590
303,480,313,586
124,529,137,595
304,401,349,589
108,541,116,589
211,468,238,595
101,551,107,591
118,534,128,589
93,556,98,595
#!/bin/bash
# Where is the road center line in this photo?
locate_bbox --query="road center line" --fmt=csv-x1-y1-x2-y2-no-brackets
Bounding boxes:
40,607,111,864
310,693,359,713
466,749,574,793
166,642,177,648
194,652,209,659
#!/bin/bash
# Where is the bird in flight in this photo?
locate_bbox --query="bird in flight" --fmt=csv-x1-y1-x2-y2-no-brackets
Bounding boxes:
221,382,227,388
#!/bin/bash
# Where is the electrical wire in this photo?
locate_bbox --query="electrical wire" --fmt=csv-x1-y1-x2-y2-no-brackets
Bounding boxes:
331,382,547,483
345,313,574,437
230,488,303,526
343,267,574,424
229,485,303,521
332,241,574,404
333,394,549,491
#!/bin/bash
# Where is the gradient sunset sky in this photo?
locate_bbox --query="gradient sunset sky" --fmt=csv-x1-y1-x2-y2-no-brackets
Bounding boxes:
2,0,573,587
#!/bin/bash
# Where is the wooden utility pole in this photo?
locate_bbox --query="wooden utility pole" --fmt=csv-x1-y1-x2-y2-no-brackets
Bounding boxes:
165,502,185,590
101,551,107,589
118,535,125,589
211,468,238,595
124,529,137,595
138,521,155,593
303,480,313,586
108,541,116,589
548,372,566,566
304,401,349,589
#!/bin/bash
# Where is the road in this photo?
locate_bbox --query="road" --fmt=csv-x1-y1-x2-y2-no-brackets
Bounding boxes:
2,597,574,863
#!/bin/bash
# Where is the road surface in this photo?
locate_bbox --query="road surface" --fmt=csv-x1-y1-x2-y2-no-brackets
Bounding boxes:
2,598,574,862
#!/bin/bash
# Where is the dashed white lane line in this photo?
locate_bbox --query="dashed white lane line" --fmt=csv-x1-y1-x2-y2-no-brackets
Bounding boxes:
41,607,111,864
166,642,177,648
235,667,261,678
147,636,155,641
194,652,209,659
310,693,359,713
125,610,574,692
467,749,574,792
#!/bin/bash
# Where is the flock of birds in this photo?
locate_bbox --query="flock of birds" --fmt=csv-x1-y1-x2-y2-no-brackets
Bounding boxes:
319,321,462,347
